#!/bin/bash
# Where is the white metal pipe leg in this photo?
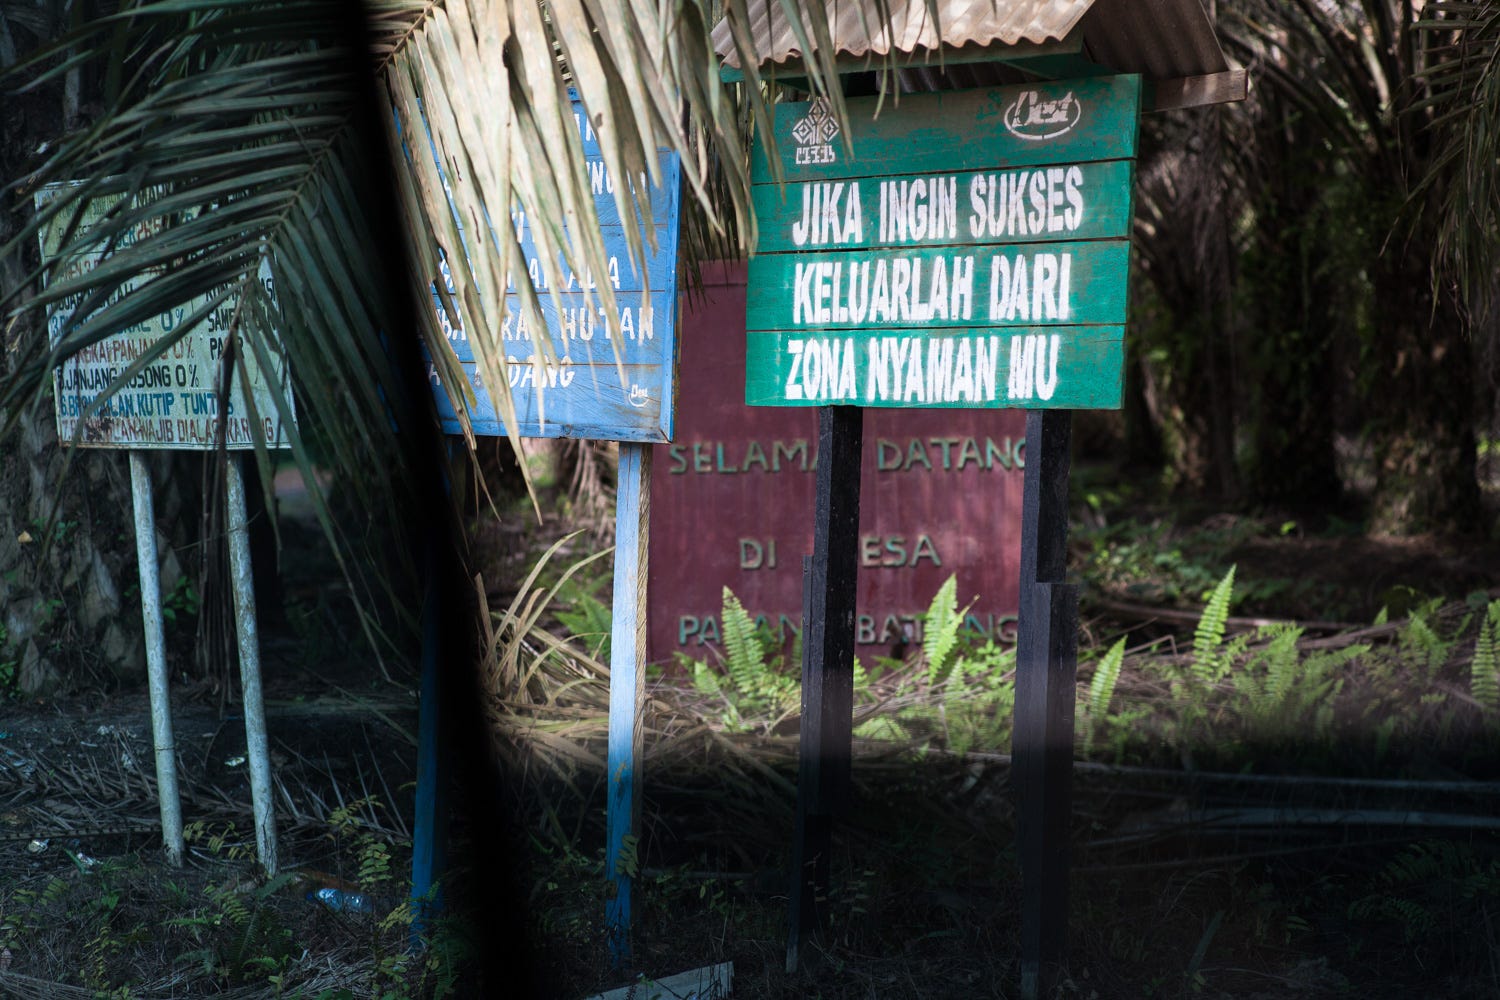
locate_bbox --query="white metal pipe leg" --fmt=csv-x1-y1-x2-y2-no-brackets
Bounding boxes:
226,455,278,875
129,451,184,866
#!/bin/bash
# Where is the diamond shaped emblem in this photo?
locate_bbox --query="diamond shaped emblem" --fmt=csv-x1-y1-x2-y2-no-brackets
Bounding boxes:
795,98,838,145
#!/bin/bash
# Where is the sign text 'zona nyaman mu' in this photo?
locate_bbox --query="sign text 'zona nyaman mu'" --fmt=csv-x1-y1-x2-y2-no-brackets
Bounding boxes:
745,75,1140,410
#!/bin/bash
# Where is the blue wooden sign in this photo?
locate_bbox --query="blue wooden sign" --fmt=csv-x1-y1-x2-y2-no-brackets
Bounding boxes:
409,100,682,971
426,105,683,442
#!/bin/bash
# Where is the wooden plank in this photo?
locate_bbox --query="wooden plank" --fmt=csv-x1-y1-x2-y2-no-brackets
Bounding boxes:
429,359,673,442
751,160,1136,253
1013,409,1077,1000
803,406,863,814
751,76,1142,185
500,227,681,292
1017,408,1070,586
606,444,652,963
997,51,1114,82
787,556,827,974
583,962,733,1000
440,290,673,364
744,327,1125,410
787,407,862,972
746,241,1130,333
1146,67,1250,113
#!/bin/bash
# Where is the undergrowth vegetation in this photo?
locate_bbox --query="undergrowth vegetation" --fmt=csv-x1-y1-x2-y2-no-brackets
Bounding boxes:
494,528,1500,998
0,800,470,999
664,566,1500,778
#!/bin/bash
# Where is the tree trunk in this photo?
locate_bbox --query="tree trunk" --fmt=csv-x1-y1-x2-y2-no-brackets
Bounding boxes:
1363,275,1481,534
1131,111,1241,500
1238,192,1343,510
0,43,204,695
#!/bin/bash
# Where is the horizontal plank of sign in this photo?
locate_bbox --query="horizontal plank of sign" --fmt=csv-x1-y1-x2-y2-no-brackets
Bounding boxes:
442,228,676,301
437,289,671,365
745,241,1128,333
430,359,671,442
546,154,680,228
514,200,678,257
751,76,1141,186
750,160,1135,253
744,326,1124,411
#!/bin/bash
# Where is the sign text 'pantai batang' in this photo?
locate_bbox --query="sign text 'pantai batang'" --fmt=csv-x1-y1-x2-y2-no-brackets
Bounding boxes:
37,184,294,450
427,102,682,442
746,76,1140,410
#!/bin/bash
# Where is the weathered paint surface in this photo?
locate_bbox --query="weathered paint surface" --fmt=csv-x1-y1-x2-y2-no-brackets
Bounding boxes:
427,101,682,442
746,241,1130,330
37,184,294,450
649,264,1025,663
752,76,1141,185
744,327,1124,409
751,159,1135,253
746,76,1139,411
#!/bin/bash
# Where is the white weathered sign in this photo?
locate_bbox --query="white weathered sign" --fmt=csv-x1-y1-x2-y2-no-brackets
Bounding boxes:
36,183,294,450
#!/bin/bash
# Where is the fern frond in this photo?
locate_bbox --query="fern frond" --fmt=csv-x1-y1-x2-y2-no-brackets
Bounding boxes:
923,575,963,687
1263,625,1305,707
1192,566,1236,685
1088,638,1128,725
720,587,766,702
1401,613,1451,680
1471,601,1500,713
1080,637,1127,753
853,716,911,741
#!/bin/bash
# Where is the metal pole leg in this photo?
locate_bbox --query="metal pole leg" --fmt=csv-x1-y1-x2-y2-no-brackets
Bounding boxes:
129,451,184,866
226,454,278,875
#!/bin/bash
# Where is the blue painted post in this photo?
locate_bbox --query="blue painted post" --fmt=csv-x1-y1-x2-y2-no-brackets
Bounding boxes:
410,539,448,947
606,442,652,964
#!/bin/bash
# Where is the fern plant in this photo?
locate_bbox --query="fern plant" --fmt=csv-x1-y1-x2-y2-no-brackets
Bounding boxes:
1400,606,1452,682
170,873,300,983
1191,566,1237,685
1471,600,1500,714
1078,637,1127,752
1350,840,1500,947
923,575,966,687
691,588,799,731
554,590,612,662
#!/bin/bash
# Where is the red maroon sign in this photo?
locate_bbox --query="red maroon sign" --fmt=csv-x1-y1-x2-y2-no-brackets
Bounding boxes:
648,263,1025,663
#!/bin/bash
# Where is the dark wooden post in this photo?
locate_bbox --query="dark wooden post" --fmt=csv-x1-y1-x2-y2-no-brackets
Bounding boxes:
787,404,863,973
1014,409,1079,998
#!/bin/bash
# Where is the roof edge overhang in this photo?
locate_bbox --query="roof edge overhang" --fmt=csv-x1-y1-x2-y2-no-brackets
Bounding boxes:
713,0,1248,110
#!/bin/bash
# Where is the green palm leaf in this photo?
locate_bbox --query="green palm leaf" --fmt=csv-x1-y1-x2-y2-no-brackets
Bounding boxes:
1,0,927,636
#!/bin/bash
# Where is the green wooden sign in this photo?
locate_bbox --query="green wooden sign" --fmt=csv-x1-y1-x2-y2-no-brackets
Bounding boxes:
746,76,1140,410
751,159,1136,253
744,328,1123,409
746,240,1129,331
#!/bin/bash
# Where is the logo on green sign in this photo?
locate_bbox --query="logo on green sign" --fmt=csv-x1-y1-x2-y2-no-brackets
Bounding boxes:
791,98,839,165
1004,89,1082,142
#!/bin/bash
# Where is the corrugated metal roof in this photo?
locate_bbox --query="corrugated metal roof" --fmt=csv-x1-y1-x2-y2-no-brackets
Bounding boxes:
715,0,1097,69
713,0,1236,87
1079,0,1229,82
